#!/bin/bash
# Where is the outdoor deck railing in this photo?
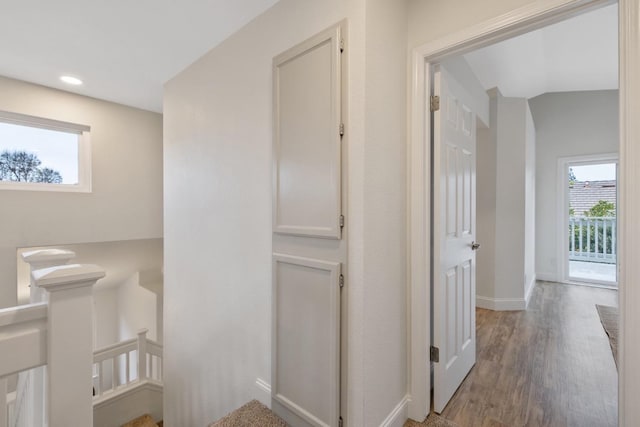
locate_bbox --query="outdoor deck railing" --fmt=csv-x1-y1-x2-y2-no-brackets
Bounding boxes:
569,216,616,264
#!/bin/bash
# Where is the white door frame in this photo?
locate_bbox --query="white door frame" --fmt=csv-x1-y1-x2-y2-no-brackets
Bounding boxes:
408,0,639,424
557,152,619,286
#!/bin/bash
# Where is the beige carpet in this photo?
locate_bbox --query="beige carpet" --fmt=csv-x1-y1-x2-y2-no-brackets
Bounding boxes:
209,400,287,427
596,304,619,369
405,414,460,427
121,414,160,427
209,400,458,427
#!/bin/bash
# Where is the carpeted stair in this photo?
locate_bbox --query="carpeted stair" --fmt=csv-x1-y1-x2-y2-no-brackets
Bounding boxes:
404,414,460,427
121,414,163,427
208,400,458,427
209,400,286,427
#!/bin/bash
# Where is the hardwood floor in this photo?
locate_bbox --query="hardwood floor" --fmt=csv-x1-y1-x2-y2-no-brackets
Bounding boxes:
439,281,618,427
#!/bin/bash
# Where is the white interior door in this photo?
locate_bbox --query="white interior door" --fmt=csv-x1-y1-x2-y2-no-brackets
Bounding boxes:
272,23,345,427
432,65,477,414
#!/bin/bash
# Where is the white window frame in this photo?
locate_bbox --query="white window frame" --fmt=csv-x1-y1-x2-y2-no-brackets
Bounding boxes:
557,152,618,286
0,110,91,192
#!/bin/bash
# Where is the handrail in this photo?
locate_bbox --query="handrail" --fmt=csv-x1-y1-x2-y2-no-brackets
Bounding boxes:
0,303,47,328
93,339,137,362
0,303,48,379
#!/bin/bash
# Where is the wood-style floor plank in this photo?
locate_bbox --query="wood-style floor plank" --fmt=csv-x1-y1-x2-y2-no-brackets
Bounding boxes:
439,281,618,427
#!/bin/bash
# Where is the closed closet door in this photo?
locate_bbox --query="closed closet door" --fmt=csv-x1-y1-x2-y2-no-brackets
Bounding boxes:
271,23,346,427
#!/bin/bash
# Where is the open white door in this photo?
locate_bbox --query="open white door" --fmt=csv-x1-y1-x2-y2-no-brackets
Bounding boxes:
432,65,477,414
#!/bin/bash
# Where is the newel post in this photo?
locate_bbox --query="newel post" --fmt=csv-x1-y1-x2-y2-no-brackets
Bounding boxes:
137,329,148,381
32,264,105,427
22,249,76,303
21,249,76,427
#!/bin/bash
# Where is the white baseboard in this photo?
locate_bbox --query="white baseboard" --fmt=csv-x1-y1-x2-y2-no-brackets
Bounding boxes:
535,272,557,282
255,378,271,408
524,274,536,308
476,295,526,311
380,394,409,427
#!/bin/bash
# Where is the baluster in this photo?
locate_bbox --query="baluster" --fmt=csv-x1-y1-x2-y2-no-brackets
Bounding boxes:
604,220,608,259
126,352,130,385
587,218,598,258
594,219,599,259
612,219,617,259
579,220,583,254
593,218,598,258
97,362,103,397
137,330,148,382
571,219,575,255
149,354,154,381
112,356,118,390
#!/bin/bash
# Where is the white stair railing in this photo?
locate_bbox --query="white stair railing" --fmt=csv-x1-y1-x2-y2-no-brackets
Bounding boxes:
569,216,617,264
92,329,163,400
0,260,105,427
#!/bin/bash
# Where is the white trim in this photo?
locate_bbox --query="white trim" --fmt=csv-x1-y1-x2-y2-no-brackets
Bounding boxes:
255,378,272,408
524,274,536,308
408,0,627,422
557,152,618,284
476,295,526,311
0,110,90,134
379,395,410,427
92,379,162,408
0,128,92,193
618,1,640,421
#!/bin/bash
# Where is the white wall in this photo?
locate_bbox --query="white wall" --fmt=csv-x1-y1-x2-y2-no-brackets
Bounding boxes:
118,272,157,342
0,76,163,308
529,90,618,281
476,124,497,300
362,0,408,425
524,103,536,299
476,89,535,309
163,1,367,425
164,0,414,424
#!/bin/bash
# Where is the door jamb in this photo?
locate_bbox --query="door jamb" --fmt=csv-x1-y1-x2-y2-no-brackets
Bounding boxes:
408,0,636,424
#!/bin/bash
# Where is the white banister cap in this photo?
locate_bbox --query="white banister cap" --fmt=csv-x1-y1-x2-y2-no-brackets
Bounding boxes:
32,264,105,291
21,249,76,263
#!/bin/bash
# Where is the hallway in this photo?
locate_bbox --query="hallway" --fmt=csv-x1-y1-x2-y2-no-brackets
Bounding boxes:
440,281,618,427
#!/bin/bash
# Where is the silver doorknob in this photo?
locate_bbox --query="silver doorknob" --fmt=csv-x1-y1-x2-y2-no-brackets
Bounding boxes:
471,241,481,250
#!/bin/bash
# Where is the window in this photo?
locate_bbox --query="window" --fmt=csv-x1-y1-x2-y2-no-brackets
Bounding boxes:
0,110,91,192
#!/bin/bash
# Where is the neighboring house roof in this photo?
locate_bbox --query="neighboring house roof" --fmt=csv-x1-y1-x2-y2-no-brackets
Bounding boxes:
569,180,617,216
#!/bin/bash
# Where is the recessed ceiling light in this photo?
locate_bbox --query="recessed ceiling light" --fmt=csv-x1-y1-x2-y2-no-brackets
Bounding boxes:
60,75,83,85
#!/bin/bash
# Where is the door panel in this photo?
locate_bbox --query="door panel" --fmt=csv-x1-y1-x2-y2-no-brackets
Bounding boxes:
273,25,342,239
272,254,340,427
433,66,477,413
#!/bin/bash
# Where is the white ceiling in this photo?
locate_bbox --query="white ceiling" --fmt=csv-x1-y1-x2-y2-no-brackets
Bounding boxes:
464,4,618,99
0,2,617,112
0,0,279,112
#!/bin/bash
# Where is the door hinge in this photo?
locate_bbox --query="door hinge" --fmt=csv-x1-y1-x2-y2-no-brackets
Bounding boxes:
339,123,345,138
430,346,440,363
340,38,344,53
430,95,440,112
339,214,344,228
339,274,344,289
339,416,344,427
